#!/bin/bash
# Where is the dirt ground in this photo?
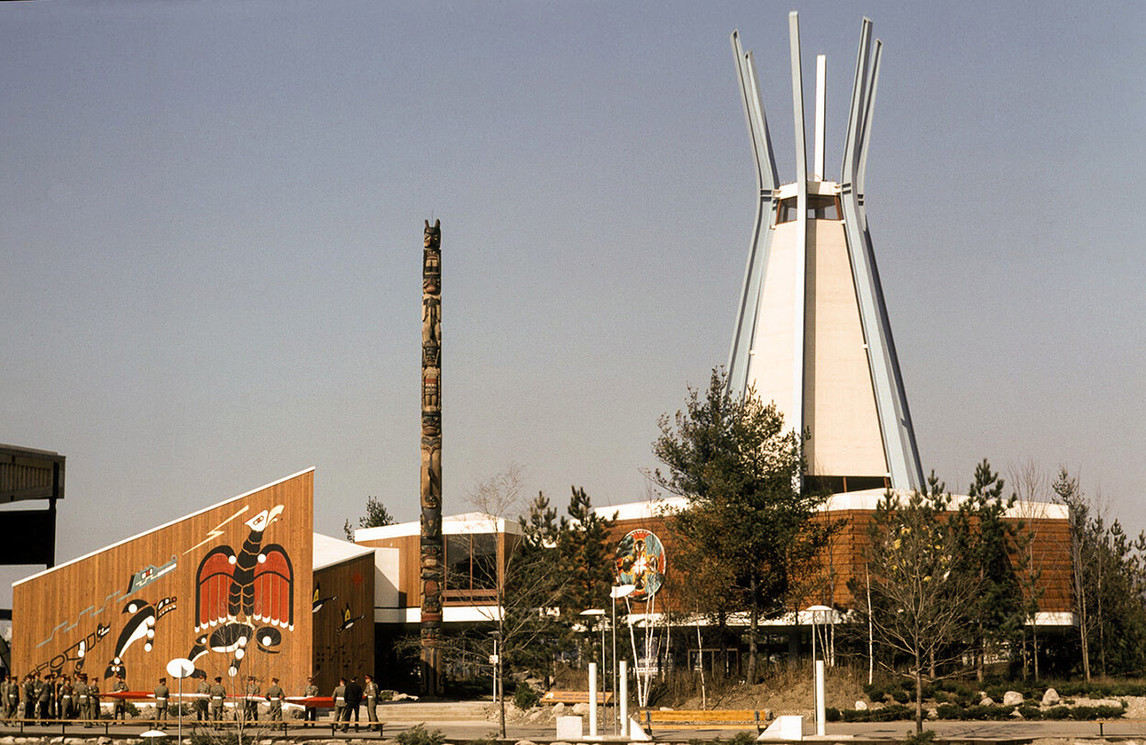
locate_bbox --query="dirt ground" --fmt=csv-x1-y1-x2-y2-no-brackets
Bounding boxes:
672,666,869,718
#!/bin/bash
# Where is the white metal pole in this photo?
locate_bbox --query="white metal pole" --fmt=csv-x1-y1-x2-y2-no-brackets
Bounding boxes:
612,595,618,733
814,54,826,181
815,659,826,736
588,662,598,737
619,660,628,738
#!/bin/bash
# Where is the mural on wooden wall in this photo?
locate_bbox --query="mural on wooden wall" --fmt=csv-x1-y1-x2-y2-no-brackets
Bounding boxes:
189,505,295,678
14,471,314,691
311,554,374,691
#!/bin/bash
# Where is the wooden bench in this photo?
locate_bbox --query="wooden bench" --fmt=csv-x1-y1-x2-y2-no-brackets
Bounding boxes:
640,709,767,734
541,690,615,705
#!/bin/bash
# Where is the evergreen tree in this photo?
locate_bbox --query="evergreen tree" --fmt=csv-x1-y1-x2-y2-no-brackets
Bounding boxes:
652,368,835,683
556,486,616,660
343,496,395,540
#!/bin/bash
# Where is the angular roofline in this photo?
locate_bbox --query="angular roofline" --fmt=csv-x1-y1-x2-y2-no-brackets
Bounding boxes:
12,467,316,587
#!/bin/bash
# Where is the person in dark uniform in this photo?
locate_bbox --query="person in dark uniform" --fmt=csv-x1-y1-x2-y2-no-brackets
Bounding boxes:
36,673,51,723
75,674,91,727
87,677,101,724
344,676,363,732
59,675,75,720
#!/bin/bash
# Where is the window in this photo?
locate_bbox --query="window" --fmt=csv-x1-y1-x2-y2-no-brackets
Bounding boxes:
775,195,842,223
445,533,499,601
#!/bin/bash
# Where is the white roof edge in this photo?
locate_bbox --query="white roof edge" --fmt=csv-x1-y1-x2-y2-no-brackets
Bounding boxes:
592,497,689,522
313,532,376,572
13,467,317,587
820,489,1069,519
355,511,523,542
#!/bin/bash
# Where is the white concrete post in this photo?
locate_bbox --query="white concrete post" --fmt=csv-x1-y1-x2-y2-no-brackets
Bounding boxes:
815,659,826,736
589,662,598,737
619,660,628,738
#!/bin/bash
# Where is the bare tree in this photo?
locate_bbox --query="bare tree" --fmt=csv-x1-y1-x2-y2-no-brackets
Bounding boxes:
465,464,568,737
856,474,979,734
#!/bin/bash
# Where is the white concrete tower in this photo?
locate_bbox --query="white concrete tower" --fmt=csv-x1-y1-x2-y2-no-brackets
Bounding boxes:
727,14,923,493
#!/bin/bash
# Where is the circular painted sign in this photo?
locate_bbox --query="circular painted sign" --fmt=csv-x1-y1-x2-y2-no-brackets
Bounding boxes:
165,658,195,679
614,529,666,601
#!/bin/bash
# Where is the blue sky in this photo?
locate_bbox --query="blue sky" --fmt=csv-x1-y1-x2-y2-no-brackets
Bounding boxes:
2,1,1144,605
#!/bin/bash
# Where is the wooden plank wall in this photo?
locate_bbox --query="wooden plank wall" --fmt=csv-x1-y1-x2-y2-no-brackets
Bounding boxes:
12,471,314,693
312,553,375,695
604,507,1073,617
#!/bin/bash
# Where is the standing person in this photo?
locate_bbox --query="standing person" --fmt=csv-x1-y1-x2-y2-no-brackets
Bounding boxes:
332,678,347,732
264,678,284,722
195,678,210,721
0,673,15,723
87,676,101,724
36,673,51,723
75,674,90,727
209,677,227,722
243,676,259,722
154,677,169,722
363,674,379,731
59,675,75,720
344,676,363,732
302,677,318,727
111,674,128,721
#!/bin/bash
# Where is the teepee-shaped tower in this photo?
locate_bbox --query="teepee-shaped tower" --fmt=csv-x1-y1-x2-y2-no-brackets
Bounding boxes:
726,13,923,493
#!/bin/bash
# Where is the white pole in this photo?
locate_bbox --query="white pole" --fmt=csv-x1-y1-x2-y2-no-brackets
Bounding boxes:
815,659,826,736
588,662,598,737
612,595,618,734
619,660,628,739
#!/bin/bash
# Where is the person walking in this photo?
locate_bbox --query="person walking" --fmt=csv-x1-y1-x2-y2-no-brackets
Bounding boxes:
154,677,169,722
265,678,284,722
363,674,379,731
332,678,347,732
303,677,318,727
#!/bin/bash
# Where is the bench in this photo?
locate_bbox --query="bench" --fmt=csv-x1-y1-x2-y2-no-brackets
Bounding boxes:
640,709,767,734
541,690,615,705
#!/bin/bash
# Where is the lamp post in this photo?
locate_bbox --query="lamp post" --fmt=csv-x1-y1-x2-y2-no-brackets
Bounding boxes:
610,584,636,734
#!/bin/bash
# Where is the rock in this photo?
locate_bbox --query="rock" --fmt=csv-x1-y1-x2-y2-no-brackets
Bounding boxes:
980,697,995,706
514,740,538,745
528,709,544,721
854,700,868,711
927,708,938,720
571,702,588,716
0,736,15,745
1042,688,1060,706
98,738,113,745
1010,707,1024,718
551,702,566,716
50,738,65,745
1004,691,1024,706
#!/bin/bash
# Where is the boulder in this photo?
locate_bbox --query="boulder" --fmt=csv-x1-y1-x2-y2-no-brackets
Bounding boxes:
979,697,995,706
571,702,589,716
854,700,868,711
1042,688,1060,706
514,740,538,745
551,702,566,716
1003,691,1024,706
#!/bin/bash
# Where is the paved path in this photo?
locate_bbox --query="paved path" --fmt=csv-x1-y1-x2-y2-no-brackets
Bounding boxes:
5,704,1146,742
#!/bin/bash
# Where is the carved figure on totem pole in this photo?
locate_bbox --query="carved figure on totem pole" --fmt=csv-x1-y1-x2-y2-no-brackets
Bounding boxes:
420,218,444,696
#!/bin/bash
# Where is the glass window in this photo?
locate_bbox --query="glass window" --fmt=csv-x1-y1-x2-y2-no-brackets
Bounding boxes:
446,535,470,590
471,534,498,590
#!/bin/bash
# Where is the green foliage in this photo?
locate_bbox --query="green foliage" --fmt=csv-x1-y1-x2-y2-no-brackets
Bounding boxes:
190,732,241,745
825,707,841,722
513,681,539,710
901,731,937,745
653,368,836,682
555,486,616,654
466,736,499,745
395,724,446,745
343,495,395,539
838,704,914,722
728,731,758,745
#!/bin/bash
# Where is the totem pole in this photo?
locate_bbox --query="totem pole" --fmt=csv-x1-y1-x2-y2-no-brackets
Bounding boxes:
419,219,445,695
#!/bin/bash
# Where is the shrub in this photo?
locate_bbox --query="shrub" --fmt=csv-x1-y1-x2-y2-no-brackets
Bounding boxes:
396,724,446,745
825,707,841,722
729,731,757,745
902,731,937,745
513,681,539,711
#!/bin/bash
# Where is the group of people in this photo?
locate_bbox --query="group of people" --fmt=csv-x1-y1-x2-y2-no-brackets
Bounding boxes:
1,670,382,728
0,670,109,726
328,674,380,732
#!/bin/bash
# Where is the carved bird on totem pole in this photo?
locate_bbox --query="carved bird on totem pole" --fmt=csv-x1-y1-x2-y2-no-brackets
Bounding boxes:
189,506,294,677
